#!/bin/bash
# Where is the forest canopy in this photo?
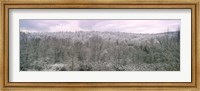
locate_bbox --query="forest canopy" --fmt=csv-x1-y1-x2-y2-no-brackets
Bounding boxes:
20,31,180,71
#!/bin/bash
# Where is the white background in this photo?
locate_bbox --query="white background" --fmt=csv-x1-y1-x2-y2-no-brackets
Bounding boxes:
9,9,191,82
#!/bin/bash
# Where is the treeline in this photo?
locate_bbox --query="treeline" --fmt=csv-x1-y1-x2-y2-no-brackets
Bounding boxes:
20,31,180,71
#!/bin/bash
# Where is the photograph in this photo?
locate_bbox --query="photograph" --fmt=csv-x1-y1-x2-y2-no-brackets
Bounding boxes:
19,19,180,71
2,0,198,89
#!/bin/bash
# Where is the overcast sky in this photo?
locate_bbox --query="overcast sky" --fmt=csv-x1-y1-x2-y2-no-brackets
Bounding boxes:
20,20,180,34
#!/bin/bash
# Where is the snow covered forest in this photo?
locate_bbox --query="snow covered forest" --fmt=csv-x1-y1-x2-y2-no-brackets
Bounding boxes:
20,31,180,71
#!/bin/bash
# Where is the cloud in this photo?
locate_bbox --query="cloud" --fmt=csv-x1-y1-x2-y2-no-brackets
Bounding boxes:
49,21,89,32
20,20,180,33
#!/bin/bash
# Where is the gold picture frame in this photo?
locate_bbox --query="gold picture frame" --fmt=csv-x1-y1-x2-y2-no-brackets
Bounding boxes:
0,0,199,91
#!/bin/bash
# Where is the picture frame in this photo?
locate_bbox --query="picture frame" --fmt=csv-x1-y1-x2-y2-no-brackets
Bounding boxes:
0,0,199,91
